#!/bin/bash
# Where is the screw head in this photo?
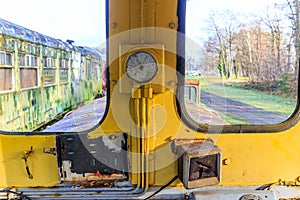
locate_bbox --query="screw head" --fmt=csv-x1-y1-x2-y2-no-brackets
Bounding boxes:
169,22,176,29
112,22,118,29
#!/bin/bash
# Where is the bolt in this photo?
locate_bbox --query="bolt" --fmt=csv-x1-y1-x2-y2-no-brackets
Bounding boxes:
169,22,176,29
223,158,231,165
167,80,176,87
109,134,117,140
184,192,192,200
112,22,118,29
148,152,154,160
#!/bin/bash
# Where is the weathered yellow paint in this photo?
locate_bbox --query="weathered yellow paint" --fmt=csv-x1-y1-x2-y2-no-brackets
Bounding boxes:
215,127,300,186
0,0,298,190
89,0,300,190
88,0,179,188
0,135,58,187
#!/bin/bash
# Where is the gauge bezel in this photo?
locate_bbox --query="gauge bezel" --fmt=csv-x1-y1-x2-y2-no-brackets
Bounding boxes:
125,51,158,83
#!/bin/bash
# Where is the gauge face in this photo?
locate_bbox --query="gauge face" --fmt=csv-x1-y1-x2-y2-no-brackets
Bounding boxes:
126,51,158,83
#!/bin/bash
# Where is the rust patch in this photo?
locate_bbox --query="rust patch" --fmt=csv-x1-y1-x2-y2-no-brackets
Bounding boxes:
279,199,300,200
69,171,126,188
74,180,114,188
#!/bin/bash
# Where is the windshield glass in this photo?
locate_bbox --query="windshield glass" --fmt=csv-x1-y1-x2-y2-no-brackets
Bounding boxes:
0,0,106,132
185,0,299,126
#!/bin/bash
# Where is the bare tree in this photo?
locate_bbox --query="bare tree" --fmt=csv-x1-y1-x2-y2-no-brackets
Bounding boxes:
286,0,299,80
201,2,295,85
208,10,240,79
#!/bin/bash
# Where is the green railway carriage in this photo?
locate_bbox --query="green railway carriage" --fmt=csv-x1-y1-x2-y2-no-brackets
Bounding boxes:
0,18,102,132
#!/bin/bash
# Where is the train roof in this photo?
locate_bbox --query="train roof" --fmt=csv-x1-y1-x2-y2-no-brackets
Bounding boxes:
0,18,100,58
80,46,102,59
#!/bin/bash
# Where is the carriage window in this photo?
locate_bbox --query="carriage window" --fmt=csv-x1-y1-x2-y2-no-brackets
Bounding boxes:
26,56,29,66
25,55,38,67
19,54,25,66
0,68,12,91
20,68,37,88
59,59,69,83
0,52,12,66
0,53,4,65
5,53,12,65
0,52,15,91
185,0,299,126
44,57,55,67
92,61,100,79
185,86,197,103
43,57,56,85
20,55,38,89
86,58,92,79
43,57,47,67
60,59,68,68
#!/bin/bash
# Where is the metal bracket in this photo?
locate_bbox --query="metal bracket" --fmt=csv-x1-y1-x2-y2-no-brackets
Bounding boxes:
43,147,57,156
21,146,34,179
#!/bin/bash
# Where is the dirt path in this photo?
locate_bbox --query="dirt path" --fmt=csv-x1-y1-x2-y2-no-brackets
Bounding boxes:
200,91,287,125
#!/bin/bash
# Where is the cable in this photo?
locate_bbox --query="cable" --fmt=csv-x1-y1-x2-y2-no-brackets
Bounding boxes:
144,176,179,200
0,189,32,200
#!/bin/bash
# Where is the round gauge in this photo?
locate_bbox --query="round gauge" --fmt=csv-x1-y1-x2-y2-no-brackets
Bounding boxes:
126,51,158,83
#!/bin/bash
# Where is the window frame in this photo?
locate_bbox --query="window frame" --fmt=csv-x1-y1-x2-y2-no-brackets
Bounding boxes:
184,85,197,104
59,58,69,84
177,69,300,134
20,54,39,89
0,51,13,93
86,58,92,79
0,51,13,66
43,56,57,86
175,0,300,134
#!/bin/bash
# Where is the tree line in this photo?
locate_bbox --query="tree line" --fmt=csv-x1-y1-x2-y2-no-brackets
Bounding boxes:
202,0,299,83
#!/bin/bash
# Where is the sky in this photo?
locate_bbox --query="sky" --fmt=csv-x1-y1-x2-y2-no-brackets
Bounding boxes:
186,0,287,43
0,0,106,47
0,0,287,48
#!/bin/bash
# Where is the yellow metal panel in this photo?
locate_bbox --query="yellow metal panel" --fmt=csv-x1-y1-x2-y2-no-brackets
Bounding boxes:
0,138,6,186
215,128,300,186
129,0,142,43
109,0,130,36
0,135,58,187
95,0,179,188
142,0,155,41
101,0,300,189
131,85,300,187
150,117,300,186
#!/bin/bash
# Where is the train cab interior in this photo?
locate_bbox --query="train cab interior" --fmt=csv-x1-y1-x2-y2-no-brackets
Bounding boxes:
0,0,299,199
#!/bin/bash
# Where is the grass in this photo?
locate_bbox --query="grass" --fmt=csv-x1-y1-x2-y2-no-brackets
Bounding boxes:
200,83,297,118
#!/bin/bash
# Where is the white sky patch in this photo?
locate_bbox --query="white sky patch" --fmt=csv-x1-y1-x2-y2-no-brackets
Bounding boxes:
186,0,287,43
0,0,289,48
0,0,106,47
